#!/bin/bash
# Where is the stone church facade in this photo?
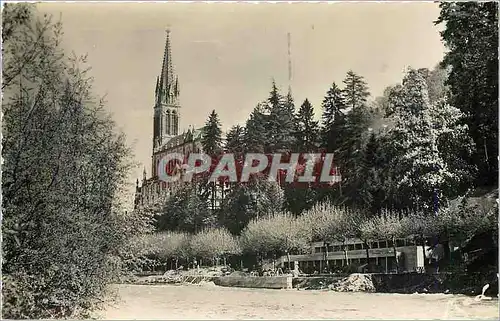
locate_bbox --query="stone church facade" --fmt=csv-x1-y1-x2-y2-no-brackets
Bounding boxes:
134,30,226,210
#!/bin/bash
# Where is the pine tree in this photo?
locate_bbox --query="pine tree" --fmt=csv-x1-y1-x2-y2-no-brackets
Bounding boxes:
336,72,373,205
320,82,347,153
436,2,498,186
225,125,245,154
356,132,387,213
244,104,268,153
342,70,370,110
201,110,223,156
295,99,319,152
267,82,296,153
387,68,474,209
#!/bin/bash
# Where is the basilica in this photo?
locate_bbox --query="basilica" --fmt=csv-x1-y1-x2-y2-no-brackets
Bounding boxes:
134,30,225,210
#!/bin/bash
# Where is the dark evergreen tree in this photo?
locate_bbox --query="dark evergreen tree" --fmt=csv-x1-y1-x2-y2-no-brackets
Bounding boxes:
295,98,319,152
436,2,498,187
342,70,370,109
201,110,223,156
355,132,387,214
225,125,245,155
336,71,373,205
320,82,347,153
244,104,268,153
267,82,296,153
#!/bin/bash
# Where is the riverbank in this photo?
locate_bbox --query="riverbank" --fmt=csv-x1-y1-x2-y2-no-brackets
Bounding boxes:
125,269,498,296
100,284,499,319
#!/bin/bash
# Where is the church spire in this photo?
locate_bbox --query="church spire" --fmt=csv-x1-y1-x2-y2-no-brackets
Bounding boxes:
161,28,174,95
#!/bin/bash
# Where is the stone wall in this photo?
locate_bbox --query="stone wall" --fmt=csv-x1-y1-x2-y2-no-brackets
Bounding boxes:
213,276,292,289
370,272,498,295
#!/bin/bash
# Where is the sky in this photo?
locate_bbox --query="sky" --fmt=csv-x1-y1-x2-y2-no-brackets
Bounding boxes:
37,2,446,208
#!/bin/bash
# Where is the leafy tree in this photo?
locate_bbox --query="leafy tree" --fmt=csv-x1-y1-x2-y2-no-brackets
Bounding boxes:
385,68,474,210
436,2,498,187
201,109,223,156
155,183,214,233
240,212,310,268
400,210,441,264
126,231,191,271
219,178,284,235
361,210,404,272
418,65,450,105
190,227,241,266
2,5,134,318
299,203,362,264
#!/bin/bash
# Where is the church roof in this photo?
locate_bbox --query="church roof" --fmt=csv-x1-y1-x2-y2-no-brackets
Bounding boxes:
163,128,202,150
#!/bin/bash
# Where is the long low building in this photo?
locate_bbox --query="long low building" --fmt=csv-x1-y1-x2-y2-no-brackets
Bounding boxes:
270,238,426,274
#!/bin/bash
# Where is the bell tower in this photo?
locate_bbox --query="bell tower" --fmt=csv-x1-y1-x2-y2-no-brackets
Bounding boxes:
153,28,180,151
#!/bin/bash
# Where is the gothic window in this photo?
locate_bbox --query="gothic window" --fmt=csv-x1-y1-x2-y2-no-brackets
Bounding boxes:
166,111,171,135
172,111,178,135
159,112,163,138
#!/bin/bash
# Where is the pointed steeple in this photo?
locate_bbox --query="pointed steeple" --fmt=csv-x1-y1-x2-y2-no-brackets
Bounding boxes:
161,28,174,95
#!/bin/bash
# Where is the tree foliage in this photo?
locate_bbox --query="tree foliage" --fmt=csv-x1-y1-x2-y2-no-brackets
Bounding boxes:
2,4,135,318
201,109,223,156
436,2,498,186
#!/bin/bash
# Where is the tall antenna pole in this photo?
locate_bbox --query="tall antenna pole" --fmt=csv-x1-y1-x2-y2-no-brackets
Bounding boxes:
287,32,292,87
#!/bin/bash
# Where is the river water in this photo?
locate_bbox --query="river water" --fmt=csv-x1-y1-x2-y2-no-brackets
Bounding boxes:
101,284,499,320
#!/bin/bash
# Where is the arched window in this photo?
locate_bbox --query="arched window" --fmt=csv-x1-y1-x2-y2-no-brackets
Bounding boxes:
172,111,178,135
166,111,171,135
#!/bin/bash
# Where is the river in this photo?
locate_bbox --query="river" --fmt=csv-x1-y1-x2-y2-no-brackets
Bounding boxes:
101,284,499,320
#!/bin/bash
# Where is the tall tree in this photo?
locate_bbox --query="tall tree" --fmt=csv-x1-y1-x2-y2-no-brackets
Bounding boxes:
342,70,370,110
244,104,268,153
320,82,347,153
356,132,387,213
386,68,474,210
285,99,320,215
201,110,223,156
267,82,296,152
2,4,135,318
436,2,498,186
295,99,319,153
336,71,373,205
225,125,245,155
